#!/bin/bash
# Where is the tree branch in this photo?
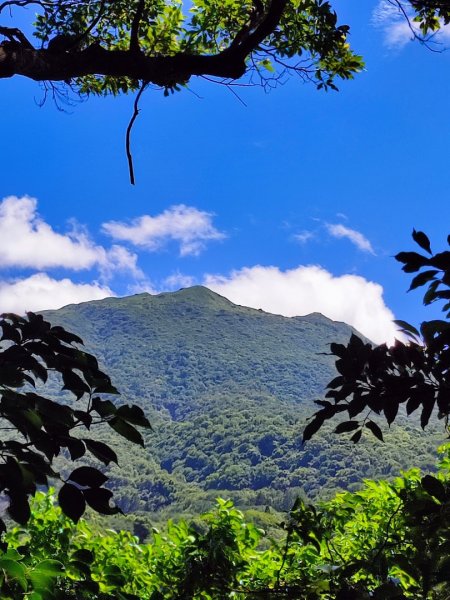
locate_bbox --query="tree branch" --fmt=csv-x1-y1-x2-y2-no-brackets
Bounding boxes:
130,0,145,53
126,81,147,185
0,25,34,48
0,42,249,84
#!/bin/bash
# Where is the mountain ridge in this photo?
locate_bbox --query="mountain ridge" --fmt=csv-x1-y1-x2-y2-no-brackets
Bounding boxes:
39,286,440,524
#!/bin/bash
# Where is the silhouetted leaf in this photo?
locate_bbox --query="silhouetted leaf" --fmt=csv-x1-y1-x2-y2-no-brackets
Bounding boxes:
365,420,383,441
393,320,420,338
412,229,432,254
84,487,121,515
108,417,144,447
334,421,359,434
350,429,362,443
7,491,30,525
84,439,118,465
68,466,108,488
92,397,117,418
117,404,151,428
62,370,90,399
408,270,439,291
59,483,86,522
302,416,325,443
421,474,446,502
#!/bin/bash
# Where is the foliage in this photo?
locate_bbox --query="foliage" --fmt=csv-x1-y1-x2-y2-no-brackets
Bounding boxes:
0,311,151,531
304,230,450,445
0,445,449,599
0,0,363,97
40,287,442,524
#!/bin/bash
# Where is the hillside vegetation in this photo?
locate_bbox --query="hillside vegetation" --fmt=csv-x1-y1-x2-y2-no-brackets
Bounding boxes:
41,287,442,524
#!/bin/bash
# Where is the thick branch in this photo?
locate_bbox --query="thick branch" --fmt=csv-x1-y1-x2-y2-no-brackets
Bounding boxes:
0,42,249,85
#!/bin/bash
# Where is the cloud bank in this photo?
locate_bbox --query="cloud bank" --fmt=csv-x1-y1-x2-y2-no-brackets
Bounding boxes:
0,196,141,277
103,204,225,256
0,273,113,314
204,265,398,345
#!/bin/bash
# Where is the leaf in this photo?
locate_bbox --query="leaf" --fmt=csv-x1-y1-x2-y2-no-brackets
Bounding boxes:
350,429,362,443
412,229,432,254
29,560,65,593
84,439,118,465
65,437,86,461
7,491,30,525
408,270,439,291
33,559,65,577
420,398,435,429
395,251,429,272
334,421,359,434
393,320,420,338
365,420,384,441
302,415,325,443
68,466,108,488
117,404,151,428
92,397,117,418
0,558,27,590
421,474,446,502
58,483,86,522
70,549,94,564
84,487,121,515
108,416,144,447
62,370,90,399
50,325,83,345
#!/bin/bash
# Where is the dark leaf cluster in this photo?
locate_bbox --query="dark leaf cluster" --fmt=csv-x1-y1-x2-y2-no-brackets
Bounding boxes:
0,311,151,530
304,230,450,444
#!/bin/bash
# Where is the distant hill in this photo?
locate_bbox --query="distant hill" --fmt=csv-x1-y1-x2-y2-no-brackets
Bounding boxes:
42,287,442,523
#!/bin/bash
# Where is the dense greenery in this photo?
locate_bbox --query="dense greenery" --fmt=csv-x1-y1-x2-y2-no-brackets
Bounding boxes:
0,312,150,530
0,443,448,599
40,287,442,526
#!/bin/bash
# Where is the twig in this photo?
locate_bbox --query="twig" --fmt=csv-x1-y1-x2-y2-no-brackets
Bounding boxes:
126,81,148,185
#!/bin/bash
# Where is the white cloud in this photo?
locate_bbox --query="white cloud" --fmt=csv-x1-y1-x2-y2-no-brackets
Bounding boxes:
0,196,141,277
0,273,113,314
164,272,196,289
326,223,375,254
373,0,450,48
294,230,315,244
204,265,398,345
102,204,225,257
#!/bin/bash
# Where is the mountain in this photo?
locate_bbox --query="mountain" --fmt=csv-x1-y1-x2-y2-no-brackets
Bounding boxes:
42,287,442,524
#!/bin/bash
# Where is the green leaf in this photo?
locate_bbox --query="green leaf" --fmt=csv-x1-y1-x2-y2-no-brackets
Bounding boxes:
0,558,27,590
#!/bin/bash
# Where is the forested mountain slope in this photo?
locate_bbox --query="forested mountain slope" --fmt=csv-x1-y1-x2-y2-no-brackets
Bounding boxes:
41,287,442,522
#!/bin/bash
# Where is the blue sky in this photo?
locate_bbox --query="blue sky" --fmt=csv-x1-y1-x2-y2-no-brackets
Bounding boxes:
1,1,449,344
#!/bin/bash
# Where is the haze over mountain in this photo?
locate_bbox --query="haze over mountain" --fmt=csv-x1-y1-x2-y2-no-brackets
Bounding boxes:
42,286,441,523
